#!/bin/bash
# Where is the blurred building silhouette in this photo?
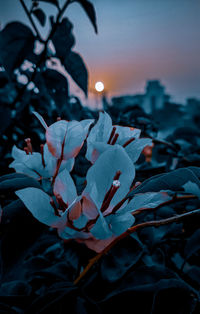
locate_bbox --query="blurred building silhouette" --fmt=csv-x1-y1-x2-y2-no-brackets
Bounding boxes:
110,79,170,113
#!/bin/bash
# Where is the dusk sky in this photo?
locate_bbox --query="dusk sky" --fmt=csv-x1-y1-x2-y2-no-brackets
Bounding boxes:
1,0,200,104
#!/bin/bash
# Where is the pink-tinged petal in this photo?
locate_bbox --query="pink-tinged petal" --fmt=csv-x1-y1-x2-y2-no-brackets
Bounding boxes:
84,145,135,209
15,188,66,228
124,138,152,163
58,226,90,240
119,192,171,214
87,111,112,144
86,141,111,163
33,111,48,129
46,120,85,160
115,125,141,145
81,235,117,253
81,193,99,219
80,119,94,137
54,169,77,204
43,144,74,177
68,200,82,220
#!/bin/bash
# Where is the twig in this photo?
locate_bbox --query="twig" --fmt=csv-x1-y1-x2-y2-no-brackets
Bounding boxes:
19,0,44,42
74,208,200,285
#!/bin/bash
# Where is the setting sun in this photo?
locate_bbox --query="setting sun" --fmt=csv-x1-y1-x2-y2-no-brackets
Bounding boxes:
95,81,104,92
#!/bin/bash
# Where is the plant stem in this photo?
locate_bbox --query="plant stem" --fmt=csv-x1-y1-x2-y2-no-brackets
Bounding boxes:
74,208,200,285
19,0,44,42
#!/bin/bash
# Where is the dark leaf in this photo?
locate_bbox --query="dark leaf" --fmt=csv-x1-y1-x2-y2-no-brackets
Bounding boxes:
51,17,75,60
32,8,46,26
41,69,69,109
37,0,59,8
0,281,32,296
0,176,41,194
64,51,88,96
171,252,185,270
75,0,98,33
0,173,31,183
129,166,200,197
184,229,200,260
0,22,35,75
184,265,200,286
0,105,11,133
100,237,144,283
24,283,76,314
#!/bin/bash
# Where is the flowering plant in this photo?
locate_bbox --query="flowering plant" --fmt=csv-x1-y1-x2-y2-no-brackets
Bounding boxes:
11,111,169,252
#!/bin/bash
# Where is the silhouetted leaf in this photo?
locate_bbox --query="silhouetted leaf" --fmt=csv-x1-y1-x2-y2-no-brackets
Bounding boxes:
75,0,98,33
0,281,32,296
64,51,88,96
32,8,46,26
51,18,75,60
0,105,11,133
42,69,69,108
0,176,41,194
0,173,30,183
100,237,144,282
184,265,200,286
184,229,200,260
37,0,59,8
0,22,35,75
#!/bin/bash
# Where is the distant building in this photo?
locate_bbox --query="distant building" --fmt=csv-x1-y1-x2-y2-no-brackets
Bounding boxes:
110,80,170,114
142,80,170,113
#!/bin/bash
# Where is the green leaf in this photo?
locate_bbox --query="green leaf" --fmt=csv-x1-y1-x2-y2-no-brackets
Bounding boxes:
75,0,98,33
64,51,88,96
32,8,46,26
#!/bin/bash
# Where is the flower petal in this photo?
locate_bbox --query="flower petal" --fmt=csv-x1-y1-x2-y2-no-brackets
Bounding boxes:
81,193,99,219
86,141,111,164
124,138,152,163
33,111,48,129
46,120,85,160
81,235,116,253
115,125,141,145
80,119,94,137
16,187,66,228
84,145,135,209
119,192,170,214
43,144,74,177
90,213,113,239
54,169,77,204
87,111,112,144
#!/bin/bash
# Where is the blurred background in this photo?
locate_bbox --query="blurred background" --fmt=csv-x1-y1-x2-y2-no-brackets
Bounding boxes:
1,0,200,107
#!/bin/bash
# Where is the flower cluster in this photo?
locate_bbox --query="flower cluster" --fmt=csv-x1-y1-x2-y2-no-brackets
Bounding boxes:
11,111,169,252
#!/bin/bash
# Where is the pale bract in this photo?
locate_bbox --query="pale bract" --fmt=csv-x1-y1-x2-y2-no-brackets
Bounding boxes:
9,112,94,182
9,144,74,180
16,145,169,253
86,111,152,164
